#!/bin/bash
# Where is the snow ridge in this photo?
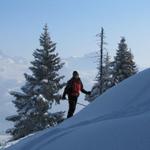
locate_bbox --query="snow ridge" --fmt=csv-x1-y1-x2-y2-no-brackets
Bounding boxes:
5,69,150,150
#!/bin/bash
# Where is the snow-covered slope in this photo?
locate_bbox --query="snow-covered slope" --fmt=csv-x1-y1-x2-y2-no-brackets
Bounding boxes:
5,69,150,150
0,51,96,133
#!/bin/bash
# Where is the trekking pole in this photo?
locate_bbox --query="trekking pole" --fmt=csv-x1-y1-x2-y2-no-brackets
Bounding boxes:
76,102,87,107
64,99,87,107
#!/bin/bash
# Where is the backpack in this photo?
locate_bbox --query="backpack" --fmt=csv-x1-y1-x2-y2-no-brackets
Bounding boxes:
67,78,82,96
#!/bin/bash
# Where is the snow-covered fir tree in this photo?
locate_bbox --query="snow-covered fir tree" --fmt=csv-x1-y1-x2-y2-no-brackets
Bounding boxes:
6,25,65,140
96,52,114,93
112,37,137,85
86,52,113,102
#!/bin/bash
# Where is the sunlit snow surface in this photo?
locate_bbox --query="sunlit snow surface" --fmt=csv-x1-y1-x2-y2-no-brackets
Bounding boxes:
5,69,150,150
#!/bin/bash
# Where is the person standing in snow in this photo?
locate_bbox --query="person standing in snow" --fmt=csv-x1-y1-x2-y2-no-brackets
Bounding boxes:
62,71,91,118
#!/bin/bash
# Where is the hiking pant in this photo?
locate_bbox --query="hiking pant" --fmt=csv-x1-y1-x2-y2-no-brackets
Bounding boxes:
67,95,78,118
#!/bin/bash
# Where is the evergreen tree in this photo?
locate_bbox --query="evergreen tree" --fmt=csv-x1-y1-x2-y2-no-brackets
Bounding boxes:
112,37,137,84
86,28,114,102
86,52,113,102
99,52,114,92
6,25,65,140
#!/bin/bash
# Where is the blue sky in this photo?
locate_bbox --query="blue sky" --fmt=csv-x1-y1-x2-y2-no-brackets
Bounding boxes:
0,0,150,67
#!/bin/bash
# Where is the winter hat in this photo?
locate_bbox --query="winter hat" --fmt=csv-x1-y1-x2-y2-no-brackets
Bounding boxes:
73,71,79,77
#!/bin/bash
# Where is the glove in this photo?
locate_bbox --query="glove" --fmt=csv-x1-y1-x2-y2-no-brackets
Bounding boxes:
87,91,91,95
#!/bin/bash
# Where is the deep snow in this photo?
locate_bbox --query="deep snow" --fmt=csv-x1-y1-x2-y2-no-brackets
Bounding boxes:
4,68,150,150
